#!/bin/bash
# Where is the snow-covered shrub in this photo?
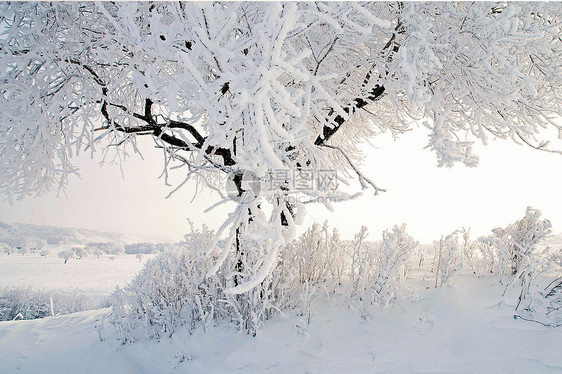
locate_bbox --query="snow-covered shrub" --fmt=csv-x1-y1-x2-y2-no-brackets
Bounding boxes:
484,209,561,327
371,225,418,306
457,228,479,274
416,244,432,268
325,228,347,286
348,226,372,295
111,224,296,342
287,221,345,287
507,245,562,327
0,287,49,320
492,207,552,279
111,248,217,342
352,225,418,309
473,235,499,275
0,287,98,321
433,231,464,287
513,265,562,328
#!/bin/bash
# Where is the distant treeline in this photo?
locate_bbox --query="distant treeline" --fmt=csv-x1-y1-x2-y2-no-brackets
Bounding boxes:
123,242,172,254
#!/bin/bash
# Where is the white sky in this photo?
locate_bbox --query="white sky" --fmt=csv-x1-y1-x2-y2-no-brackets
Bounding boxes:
0,128,561,243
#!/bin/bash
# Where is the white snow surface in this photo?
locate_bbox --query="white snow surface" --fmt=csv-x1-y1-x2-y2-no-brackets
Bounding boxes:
0,251,149,300
1,264,562,373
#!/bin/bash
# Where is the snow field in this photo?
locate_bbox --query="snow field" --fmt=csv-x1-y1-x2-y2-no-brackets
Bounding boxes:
1,274,562,373
0,249,151,301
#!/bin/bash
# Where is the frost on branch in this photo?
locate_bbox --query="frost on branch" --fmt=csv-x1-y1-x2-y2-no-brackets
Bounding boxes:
393,2,562,167
1,2,561,292
351,224,418,310
432,231,465,287
492,206,552,279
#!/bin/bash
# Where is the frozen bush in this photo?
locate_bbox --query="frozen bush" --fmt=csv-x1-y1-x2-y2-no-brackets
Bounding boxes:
508,246,562,327
513,266,562,328
0,287,49,320
348,226,371,294
0,287,98,321
110,225,296,342
433,231,464,287
474,235,499,275
352,225,418,309
492,207,551,280
371,224,417,306
458,228,479,274
287,221,345,287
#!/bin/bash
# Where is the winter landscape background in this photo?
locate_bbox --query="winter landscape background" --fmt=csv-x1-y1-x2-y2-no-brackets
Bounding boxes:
1,221,562,373
1,2,562,373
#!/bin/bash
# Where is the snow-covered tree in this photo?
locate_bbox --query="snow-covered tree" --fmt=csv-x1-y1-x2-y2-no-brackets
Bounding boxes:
371,224,417,306
58,250,76,264
1,2,561,292
346,224,417,311
433,231,464,287
73,247,88,259
492,206,552,277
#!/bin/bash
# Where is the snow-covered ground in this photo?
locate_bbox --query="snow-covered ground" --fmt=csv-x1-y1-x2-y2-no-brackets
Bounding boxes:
1,251,562,373
0,249,149,301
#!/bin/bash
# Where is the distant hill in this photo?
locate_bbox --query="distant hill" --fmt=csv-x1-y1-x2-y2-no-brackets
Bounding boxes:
0,221,148,246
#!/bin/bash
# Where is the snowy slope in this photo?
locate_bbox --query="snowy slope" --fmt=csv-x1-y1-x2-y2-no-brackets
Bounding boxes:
1,274,561,374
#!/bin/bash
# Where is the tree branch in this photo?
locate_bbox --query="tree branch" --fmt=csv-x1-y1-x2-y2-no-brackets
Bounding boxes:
65,58,236,168
314,19,403,147
516,131,562,156
320,144,386,195
168,119,205,147
314,85,386,146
